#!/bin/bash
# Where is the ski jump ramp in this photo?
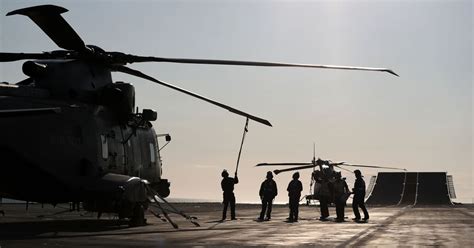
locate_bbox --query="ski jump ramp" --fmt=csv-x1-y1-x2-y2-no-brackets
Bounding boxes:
365,172,454,206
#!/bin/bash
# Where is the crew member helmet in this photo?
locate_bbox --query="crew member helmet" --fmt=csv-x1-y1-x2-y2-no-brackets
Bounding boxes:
266,171,273,179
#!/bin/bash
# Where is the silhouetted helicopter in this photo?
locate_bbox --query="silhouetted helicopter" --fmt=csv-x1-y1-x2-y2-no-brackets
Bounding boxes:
256,146,406,204
0,5,397,226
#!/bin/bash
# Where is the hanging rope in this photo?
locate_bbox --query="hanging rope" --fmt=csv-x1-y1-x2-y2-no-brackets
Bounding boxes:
234,118,249,176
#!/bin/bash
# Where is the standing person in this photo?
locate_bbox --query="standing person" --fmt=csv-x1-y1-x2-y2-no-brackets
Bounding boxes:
333,172,350,222
352,169,369,221
259,171,278,221
221,169,239,221
319,180,331,220
314,170,331,220
287,172,303,222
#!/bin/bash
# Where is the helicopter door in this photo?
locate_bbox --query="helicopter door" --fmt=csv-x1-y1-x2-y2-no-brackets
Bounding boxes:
129,130,142,177
104,128,125,174
113,127,126,174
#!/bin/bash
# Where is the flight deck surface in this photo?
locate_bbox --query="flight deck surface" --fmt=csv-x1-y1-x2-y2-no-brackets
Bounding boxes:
0,203,473,247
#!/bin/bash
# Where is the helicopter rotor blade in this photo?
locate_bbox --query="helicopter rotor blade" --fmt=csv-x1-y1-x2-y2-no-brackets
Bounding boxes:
0,107,62,117
115,54,399,76
112,65,272,127
7,5,88,52
0,52,63,62
273,164,318,175
333,164,355,174
256,163,312,167
341,163,407,171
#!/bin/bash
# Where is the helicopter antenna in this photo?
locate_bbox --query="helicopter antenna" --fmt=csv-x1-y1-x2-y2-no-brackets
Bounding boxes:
234,118,249,176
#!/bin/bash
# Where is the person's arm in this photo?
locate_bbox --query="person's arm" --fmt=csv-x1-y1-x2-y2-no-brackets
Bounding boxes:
221,179,225,191
234,174,239,184
259,182,264,197
274,181,278,196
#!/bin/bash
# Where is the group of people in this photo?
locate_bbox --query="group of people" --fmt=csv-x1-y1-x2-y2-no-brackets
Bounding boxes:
220,169,369,222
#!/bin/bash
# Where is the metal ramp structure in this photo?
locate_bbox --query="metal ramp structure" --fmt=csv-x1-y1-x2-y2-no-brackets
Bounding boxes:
365,176,377,199
446,175,456,199
398,172,418,206
365,172,405,206
366,172,454,206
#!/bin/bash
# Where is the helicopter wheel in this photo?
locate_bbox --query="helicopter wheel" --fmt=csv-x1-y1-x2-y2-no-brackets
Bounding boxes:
129,203,147,227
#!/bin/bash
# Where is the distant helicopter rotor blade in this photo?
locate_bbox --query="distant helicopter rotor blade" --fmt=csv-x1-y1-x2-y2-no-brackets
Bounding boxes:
116,54,399,76
341,163,407,171
256,163,312,167
333,165,354,174
7,5,88,52
112,65,272,127
273,164,317,175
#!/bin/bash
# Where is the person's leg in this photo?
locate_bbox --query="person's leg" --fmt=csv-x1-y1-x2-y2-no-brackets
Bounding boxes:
295,204,299,221
230,194,236,219
341,200,346,220
352,199,361,220
259,199,267,220
222,194,229,220
335,200,342,220
266,198,273,219
320,197,329,218
319,198,324,218
289,198,295,220
323,200,329,218
360,202,369,220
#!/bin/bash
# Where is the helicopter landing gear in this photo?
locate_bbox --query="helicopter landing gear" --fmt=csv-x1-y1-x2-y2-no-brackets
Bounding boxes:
129,203,147,227
150,179,170,198
147,186,200,229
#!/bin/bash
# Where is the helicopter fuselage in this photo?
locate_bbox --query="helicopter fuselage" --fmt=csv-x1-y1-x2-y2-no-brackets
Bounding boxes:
0,60,170,208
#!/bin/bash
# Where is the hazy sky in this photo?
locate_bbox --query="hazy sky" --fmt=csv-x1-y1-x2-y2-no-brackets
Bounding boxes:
1,0,472,203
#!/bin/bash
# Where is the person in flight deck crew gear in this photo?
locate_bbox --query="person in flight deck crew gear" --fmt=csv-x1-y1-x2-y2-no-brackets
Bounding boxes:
287,172,303,222
259,171,278,221
315,170,331,220
221,169,239,220
333,171,350,222
352,169,369,221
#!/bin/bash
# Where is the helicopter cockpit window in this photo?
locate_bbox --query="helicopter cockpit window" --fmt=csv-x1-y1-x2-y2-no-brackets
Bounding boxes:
101,135,108,160
149,143,156,165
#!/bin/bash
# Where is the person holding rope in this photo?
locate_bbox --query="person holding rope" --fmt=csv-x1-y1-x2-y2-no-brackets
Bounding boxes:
221,169,239,221
220,118,248,221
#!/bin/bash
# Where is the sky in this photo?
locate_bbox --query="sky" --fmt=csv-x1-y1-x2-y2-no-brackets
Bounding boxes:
1,0,472,203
